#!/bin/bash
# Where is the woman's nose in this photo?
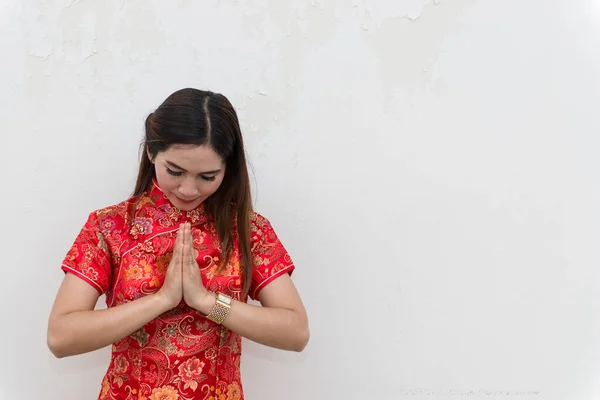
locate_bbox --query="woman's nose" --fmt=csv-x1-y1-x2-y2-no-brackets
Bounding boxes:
178,178,199,198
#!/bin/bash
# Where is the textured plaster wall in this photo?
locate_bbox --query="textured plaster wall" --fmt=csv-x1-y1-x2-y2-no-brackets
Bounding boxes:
1,1,600,399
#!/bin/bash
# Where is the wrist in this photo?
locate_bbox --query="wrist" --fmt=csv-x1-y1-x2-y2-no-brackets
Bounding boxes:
205,292,233,324
195,291,216,315
153,292,176,313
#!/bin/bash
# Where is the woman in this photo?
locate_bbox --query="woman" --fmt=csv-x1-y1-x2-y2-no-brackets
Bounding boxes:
47,88,309,400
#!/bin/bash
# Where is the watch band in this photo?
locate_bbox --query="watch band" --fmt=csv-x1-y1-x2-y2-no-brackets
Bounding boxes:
206,292,232,324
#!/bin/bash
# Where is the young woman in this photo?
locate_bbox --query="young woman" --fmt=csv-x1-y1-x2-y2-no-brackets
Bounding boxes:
47,88,309,400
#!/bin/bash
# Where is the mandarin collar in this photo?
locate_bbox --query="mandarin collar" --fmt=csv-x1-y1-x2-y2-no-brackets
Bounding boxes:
147,177,208,224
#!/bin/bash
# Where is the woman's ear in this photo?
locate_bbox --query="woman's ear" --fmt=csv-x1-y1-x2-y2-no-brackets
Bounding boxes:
146,146,154,164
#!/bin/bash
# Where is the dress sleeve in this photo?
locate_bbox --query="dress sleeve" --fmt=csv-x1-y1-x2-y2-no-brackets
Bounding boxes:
249,213,295,300
61,212,113,295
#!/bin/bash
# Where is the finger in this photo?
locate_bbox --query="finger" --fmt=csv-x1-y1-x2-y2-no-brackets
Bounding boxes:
188,223,197,267
185,223,190,254
170,228,183,283
166,232,178,281
181,223,188,265
172,224,184,265
172,226,180,263
178,224,185,267
185,223,191,262
187,223,196,263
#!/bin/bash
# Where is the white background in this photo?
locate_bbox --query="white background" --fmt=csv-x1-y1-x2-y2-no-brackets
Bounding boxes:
1,1,600,399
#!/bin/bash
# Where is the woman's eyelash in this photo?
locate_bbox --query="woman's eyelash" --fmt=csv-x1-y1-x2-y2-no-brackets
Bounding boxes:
167,168,216,181
166,168,182,177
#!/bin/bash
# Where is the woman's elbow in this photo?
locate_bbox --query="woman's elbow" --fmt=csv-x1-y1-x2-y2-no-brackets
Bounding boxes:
47,333,65,358
293,325,310,352
47,323,70,359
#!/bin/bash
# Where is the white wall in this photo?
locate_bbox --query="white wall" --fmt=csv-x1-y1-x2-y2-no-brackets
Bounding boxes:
2,0,600,399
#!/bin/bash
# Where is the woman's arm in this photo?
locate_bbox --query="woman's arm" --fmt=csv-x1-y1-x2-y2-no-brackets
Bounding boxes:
193,274,310,352
180,223,309,352
48,225,186,358
47,274,173,358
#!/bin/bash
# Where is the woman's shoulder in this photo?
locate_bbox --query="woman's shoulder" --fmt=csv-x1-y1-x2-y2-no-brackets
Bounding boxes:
84,195,140,235
92,194,138,218
249,211,286,242
250,210,277,231
250,210,268,225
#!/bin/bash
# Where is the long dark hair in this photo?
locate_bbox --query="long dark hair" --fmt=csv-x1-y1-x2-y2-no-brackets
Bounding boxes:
134,88,253,297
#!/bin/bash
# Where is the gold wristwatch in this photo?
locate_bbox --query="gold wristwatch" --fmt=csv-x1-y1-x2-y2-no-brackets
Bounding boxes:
206,292,232,324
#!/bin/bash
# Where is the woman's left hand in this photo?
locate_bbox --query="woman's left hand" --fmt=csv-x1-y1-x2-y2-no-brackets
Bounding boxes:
182,222,211,311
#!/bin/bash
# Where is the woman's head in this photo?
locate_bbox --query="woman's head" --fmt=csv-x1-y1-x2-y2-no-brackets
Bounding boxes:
135,88,249,209
134,88,254,296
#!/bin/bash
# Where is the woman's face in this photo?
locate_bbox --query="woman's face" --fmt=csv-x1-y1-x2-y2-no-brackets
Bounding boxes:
150,144,226,211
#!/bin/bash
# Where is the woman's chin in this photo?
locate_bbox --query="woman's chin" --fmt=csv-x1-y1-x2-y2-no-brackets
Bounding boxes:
168,195,204,211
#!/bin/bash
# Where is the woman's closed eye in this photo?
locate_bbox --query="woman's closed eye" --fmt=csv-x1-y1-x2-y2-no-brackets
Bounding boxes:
166,168,182,177
166,167,217,181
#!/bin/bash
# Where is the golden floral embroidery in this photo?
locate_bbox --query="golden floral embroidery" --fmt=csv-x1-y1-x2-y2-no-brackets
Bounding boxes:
162,323,178,338
178,357,205,391
215,388,226,400
227,382,241,400
137,240,155,254
131,217,154,239
114,355,129,374
125,264,143,280
100,376,110,398
96,231,109,252
155,253,171,276
149,385,179,400
131,327,149,347
82,266,99,281
142,258,154,274
101,218,116,236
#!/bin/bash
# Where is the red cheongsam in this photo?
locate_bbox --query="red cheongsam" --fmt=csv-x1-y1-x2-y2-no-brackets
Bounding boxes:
61,179,295,400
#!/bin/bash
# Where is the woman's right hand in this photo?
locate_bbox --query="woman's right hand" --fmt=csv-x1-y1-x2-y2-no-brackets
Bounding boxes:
156,224,184,309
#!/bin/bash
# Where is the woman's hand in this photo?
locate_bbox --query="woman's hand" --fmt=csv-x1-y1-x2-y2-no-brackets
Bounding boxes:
182,222,212,311
156,223,184,309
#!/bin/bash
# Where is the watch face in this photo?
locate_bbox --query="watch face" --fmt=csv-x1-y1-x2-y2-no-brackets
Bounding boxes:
217,293,231,304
